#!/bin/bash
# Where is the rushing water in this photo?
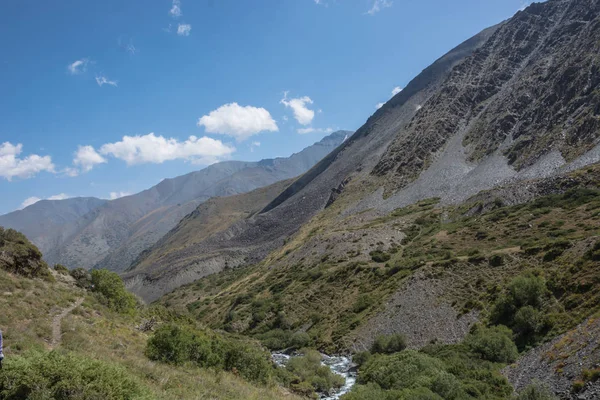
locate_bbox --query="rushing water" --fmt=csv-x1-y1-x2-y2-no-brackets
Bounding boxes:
272,352,357,399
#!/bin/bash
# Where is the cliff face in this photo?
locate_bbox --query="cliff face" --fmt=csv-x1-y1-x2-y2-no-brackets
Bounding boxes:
375,0,600,193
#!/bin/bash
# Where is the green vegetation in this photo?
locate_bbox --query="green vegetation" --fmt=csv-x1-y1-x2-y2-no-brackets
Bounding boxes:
514,381,557,399
343,344,513,400
277,350,345,396
53,263,69,275
146,324,272,384
371,333,407,354
0,227,52,280
91,269,138,314
0,350,152,399
464,325,518,363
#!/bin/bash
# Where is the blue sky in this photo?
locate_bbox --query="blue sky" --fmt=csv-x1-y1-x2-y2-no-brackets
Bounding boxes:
0,0,531,214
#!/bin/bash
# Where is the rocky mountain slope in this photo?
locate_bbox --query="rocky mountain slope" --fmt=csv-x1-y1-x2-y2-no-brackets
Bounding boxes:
129,1,600,397
0,131,348,272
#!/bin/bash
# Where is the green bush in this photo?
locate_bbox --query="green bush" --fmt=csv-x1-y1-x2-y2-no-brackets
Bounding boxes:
0,350,151,399
371,334,407,354
0,227,52,279
286,350,345,393
53,263,69,275
70,267,91,288
353,294,374,313
353,351,372,367
464,325,518,363
370,250,391,263
491,273,548,327
513,306,544,337
513,381,557,399
488,254,504,267
358,350,461,399
146,324,272,384
91,269,137,314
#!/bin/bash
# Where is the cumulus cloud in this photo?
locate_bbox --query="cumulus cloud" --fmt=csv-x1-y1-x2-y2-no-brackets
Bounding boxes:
367,0,392,15
198,103,278,141
70,145,107,175
0,142,55,181
95,75,118,87
280,92,315,126
376,102,385,109
170,0,182,17
109,191,131,200
297,127,334,134
20,193,70,210
68,58,89,74
99,133,235,165
177,24,191,36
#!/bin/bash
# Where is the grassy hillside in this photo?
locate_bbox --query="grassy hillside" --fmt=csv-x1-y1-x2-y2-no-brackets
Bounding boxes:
0,229,302,400
159,163,600,376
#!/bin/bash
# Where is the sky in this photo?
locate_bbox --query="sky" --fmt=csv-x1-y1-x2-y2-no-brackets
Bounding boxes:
0,0,533,215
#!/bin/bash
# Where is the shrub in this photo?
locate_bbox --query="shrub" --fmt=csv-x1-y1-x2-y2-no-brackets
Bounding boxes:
513,381,557,399
370,250,391,263
286,350,345,393
0,227,52,279
70,267,91,288
358,350,462,399
91,269,137,314
53,263,69,275
353,351,372,367
146,324,273,384
513,306,544,336
491,274,548,326
0,350,151,399
290,332,311,349
488,254,504,267
371,334,407,354
353,294,374,313
464,325,518,363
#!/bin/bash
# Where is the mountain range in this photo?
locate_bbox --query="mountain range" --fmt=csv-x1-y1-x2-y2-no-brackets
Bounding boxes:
0,130,349,272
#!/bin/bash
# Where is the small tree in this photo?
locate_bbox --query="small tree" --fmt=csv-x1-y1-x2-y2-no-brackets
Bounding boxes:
371,334,407,354
465,325,518,363
91,269,137,314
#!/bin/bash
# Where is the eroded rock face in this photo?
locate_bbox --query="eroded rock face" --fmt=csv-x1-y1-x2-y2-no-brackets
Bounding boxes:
504,317,600,399
374,0,600,195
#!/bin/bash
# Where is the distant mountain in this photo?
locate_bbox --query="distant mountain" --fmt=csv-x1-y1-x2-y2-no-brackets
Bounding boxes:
0,131,350,272
0,197,108,260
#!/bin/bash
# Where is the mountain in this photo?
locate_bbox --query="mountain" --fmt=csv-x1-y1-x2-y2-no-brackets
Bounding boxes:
0,197,108,260
0,131,349,272
125,1,600,397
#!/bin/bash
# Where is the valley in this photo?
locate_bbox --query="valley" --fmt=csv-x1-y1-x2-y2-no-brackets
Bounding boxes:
2,0,600,399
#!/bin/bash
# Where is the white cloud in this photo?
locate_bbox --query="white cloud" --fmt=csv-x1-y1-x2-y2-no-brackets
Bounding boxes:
280,92,315,126
20,197,41,209
198,103,278,141
376,86,403,109
250,141,261,153
367,0,392,15
19,193,70,210
297,127,334,135
177,24,191,36
96,75,118,87
0,142,55,181
71,145,107,175
109,191,131,200
99,133,235,165
170,0,182,17
67,58,89,74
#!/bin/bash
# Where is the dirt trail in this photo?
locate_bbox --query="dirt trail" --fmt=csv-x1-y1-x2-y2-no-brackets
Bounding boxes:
50,297,84,349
